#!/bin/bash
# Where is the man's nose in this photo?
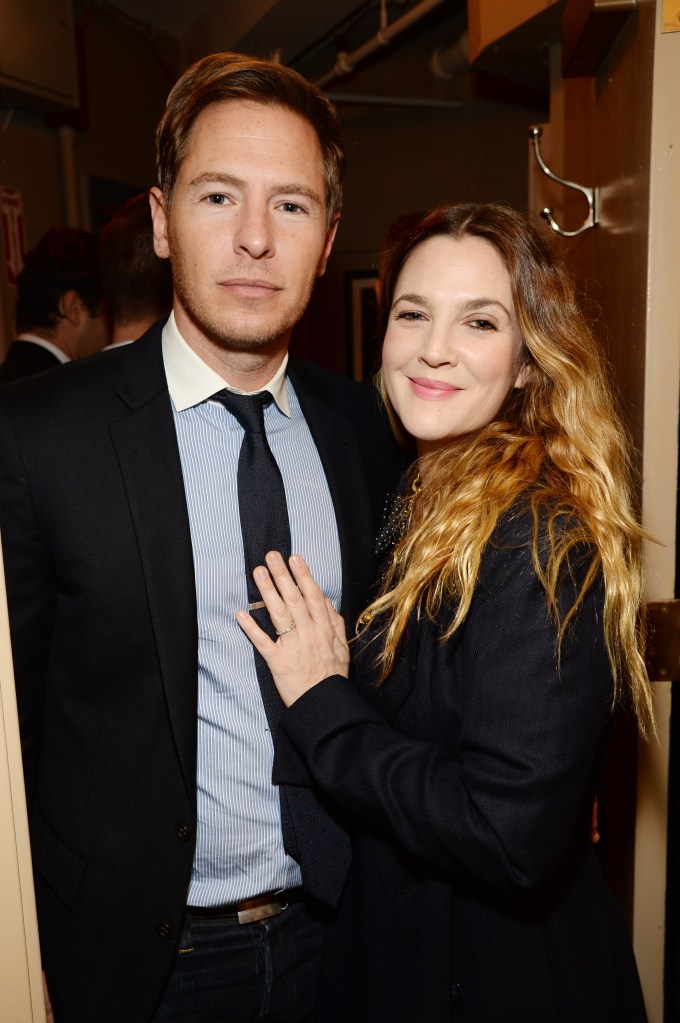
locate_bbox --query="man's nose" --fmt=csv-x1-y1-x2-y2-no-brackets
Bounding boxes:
232,203,274,259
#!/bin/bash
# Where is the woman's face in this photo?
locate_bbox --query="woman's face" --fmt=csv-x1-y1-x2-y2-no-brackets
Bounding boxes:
382,233,528,459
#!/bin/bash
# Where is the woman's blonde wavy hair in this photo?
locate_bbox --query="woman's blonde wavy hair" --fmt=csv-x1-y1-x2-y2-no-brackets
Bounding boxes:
361,202,653,736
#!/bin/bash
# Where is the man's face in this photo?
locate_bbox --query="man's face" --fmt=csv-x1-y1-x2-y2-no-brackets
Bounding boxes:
150,100,338,358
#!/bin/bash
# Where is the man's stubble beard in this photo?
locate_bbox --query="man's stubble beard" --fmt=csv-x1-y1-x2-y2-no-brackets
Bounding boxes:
169,247,317,355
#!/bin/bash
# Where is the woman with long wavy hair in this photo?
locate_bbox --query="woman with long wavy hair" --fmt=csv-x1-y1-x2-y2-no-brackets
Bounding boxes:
238,202,651,1022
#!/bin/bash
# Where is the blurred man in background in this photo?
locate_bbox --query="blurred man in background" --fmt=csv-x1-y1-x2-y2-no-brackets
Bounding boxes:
0,226,106,384
100,193,172,347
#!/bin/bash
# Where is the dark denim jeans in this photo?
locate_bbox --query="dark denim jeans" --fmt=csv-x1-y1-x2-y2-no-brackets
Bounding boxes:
151,901,325,1022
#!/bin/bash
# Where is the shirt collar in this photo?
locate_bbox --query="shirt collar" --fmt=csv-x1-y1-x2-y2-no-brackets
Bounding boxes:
161,311,291,416
17,334,70,364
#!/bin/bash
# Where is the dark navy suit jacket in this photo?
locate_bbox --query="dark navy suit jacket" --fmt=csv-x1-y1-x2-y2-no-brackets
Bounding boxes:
0,338,61,384
0,319,403,1022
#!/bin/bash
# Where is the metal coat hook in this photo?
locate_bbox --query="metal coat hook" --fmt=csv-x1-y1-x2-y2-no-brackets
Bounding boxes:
529,127,599,237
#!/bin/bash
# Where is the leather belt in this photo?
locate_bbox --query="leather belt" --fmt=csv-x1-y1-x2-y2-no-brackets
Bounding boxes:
187,886,305,925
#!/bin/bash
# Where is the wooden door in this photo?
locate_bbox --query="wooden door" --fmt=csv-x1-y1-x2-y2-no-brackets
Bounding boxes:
529,7,679,1020
472,1,680,1019
0,542,46,1021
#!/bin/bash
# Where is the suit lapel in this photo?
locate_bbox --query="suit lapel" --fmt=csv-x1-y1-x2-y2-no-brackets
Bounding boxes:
359,608,421,725
109,326,198,799
288,360,376,629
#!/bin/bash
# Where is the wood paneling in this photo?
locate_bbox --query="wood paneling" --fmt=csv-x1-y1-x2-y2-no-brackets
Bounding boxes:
0,543,45,1021
467,0,560,60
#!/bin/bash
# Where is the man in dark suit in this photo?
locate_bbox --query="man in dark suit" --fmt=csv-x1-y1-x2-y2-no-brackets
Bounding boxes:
0,227,107,384
0,53,400,1023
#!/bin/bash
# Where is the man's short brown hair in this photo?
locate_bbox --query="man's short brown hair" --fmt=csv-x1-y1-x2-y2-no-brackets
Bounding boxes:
15,228,102,334
100,194,172,328
155,52,345,226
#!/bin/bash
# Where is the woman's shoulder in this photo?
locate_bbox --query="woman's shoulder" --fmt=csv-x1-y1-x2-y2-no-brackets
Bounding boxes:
482,495,596,585
490,494,588,548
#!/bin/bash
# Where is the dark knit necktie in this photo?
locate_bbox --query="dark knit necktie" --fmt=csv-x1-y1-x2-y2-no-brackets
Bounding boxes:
214,389,351,907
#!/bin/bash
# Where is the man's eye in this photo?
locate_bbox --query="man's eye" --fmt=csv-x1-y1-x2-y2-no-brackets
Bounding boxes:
280,202,304,214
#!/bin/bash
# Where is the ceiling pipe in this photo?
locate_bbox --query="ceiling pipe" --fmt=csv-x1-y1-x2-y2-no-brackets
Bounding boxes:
315,0,448,89
327,92,462,109
430,30,469,79
58,125,82,228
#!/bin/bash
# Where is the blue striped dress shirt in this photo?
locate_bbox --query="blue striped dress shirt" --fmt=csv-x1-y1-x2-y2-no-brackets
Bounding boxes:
162,314,342,906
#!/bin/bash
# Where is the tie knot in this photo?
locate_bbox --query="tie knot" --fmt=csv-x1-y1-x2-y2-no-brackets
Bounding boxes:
214,389,273,433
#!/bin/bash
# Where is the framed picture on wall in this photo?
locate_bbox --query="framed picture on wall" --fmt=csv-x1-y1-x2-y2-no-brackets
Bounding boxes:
345,271,379,381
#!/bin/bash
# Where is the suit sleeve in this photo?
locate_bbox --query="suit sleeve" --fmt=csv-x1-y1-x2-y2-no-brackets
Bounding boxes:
0,402,57,801
273,531,613,894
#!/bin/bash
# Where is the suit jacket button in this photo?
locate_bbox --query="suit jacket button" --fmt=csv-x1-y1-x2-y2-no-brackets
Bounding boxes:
451,983,462,1001
175,822,191,842
157,921,172,939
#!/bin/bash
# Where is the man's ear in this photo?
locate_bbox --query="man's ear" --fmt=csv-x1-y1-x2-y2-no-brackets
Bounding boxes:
149,188,170,259
316,214,340,279
514,360,531,389
58,290,85,326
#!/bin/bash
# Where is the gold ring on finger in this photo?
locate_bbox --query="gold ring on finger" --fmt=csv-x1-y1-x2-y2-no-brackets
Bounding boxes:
275,623,297,637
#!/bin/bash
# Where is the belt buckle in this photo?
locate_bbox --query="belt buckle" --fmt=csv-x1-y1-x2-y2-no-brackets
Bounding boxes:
237,891,289,925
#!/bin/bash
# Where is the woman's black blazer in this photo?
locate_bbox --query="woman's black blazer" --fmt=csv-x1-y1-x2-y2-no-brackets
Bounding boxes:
274,504,647,1022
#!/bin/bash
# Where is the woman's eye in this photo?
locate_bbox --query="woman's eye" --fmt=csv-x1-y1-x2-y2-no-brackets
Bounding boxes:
396,310,426,322
468,318,496,331
206,194,228,205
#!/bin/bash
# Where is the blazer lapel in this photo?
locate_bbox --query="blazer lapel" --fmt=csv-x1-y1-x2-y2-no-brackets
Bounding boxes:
359,607,421,725
109,326,198,799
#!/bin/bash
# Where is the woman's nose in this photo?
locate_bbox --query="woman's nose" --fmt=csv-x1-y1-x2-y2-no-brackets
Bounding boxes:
419,327,458,367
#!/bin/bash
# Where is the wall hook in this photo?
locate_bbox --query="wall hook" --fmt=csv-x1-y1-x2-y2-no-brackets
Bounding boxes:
528,127,599,237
